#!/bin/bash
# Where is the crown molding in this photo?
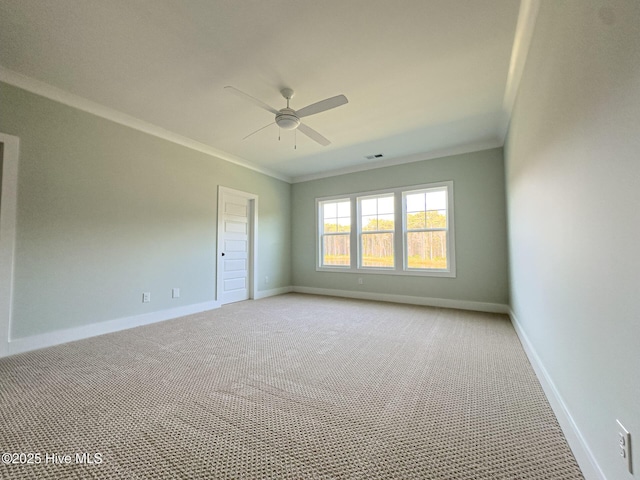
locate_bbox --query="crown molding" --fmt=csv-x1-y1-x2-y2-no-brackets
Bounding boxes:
498,0,541,143
291,139,502,184
0,67,291,183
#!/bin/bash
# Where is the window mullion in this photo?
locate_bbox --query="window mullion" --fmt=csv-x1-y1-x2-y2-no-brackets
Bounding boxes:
394,192,403,272
351,196,358,270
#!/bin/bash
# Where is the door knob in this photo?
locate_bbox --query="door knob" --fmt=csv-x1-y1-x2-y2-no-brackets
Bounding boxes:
221,252,225,256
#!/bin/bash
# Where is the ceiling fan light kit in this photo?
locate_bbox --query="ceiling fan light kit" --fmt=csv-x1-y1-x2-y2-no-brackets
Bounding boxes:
275,109,300,130
225,85,348,147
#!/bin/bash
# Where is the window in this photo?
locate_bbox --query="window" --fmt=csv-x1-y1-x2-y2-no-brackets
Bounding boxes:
404,187,448,270
319,199,351,267
316,181,455,277
359,194,395,268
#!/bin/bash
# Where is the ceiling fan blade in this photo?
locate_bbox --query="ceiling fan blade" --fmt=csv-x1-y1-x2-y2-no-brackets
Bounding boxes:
296,94,348,118
243,122,275,140
298,123,331,146
224,86,279,115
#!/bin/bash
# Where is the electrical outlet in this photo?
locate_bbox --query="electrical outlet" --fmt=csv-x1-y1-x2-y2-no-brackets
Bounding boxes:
358,277,364,285
172,288,180,298
142,292,151,303
617,419,633,474
265,276,269,284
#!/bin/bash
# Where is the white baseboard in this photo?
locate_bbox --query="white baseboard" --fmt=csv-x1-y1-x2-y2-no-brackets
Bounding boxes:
509,310,606,480
253,286,293,299
5,300,219,357
291,286,510,314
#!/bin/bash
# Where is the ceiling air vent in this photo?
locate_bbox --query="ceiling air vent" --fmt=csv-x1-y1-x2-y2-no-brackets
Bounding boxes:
365,154,384,160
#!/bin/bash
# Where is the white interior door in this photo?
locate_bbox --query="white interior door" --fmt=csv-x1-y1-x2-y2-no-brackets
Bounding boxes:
217,187,257,305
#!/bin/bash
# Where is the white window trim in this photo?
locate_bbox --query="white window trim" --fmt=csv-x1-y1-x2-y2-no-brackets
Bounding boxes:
315,181,456,278
357,192,396,270
317,196,352,269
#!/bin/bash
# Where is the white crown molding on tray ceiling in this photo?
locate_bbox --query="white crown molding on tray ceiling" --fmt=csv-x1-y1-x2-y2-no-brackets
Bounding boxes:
0,66,291,183
0,1,538,185
290,139,502,184
498,0,541,143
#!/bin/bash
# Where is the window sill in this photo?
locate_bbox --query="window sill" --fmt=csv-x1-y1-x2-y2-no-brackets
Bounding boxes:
315,266,456,278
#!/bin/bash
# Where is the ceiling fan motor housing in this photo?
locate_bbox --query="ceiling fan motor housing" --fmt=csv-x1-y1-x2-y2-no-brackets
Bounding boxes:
275,108,300,130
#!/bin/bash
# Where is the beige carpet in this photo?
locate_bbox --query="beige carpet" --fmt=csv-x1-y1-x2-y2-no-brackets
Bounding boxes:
0,293,583,479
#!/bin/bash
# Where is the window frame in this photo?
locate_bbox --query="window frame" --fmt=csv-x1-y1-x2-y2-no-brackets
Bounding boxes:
317,197,353,270
403,185,451,274
315,181,456,278
357,193,396,270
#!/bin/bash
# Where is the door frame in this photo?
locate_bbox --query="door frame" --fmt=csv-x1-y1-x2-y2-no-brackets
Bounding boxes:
216,186,258,304
0,133,20,358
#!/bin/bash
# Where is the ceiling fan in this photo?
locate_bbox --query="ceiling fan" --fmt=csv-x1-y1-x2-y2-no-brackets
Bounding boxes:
225,86,348,147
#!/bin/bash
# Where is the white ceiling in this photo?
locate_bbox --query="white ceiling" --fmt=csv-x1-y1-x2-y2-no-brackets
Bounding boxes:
0,0,525,182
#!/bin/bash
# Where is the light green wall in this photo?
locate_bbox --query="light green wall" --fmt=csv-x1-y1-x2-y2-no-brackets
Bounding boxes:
505,1,639,478
291,148,509,305
0,81,291,339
